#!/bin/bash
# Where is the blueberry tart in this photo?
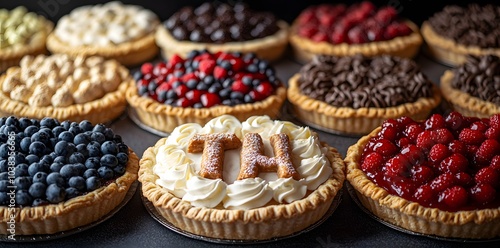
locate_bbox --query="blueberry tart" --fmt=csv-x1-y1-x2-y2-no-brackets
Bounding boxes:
155,2,288,61
0,116,138,235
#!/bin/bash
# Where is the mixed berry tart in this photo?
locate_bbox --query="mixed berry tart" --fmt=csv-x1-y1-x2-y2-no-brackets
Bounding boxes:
139,115,345,240
0,116,138,235
126,50,287,133
345,112,500,239
0,54,132,123
155,2,288,61
421,4,500,66
440,55,500,118
0,7,52,72
287,54,441,135
289,2,422,62
46,1,159,66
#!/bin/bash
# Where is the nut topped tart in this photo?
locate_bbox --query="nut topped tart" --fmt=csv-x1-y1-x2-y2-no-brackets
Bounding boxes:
440,55,500,118
289,1,422,62
0,6,53,72
46,1,159,66
422,4,500,66
346,112,500,239
0,54,132,123
126,50,287,133
0,116,138,235
155,2,288,61
139,115,345,240
287,54,441,135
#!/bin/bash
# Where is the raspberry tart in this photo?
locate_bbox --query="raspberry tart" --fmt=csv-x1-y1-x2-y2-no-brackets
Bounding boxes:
421,4,500,66
287,54,441,135
0,7,52,72
139,115,345,240
0,116,138,235
126,50,287,133
0,54,132,123
440,55,500,118
155,2,288,61
46,1,159,66
346,112,500,239
289,2,422,62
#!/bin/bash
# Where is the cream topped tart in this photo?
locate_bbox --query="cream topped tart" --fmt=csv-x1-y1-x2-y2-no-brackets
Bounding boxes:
139,115,345,240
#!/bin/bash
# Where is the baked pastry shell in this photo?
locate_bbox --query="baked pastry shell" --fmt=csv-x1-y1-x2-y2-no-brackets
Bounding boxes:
126,84,287,133
0,149,139,235
287,74,442,135
345,127,500,239
139,137,345,240
421,22,500,66
155,21,289,62
289,20,422,63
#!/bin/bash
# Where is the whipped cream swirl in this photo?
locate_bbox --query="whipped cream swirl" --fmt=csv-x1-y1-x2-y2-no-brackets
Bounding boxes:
268,178,307,203
182,176,227,208
166,123,202,148
223,178,273,210
155,163,194,198
201,115,242,138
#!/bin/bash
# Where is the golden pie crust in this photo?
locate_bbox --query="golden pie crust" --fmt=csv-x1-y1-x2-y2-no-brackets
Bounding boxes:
0,149,139,235
155,21,289,61
345,128,500,239
287,74,442,135
289,20,422,62
440,70,499,118
46,31,159,67
0,20,52,72
139,137,345,240
126,85,287,133
421,22,500,66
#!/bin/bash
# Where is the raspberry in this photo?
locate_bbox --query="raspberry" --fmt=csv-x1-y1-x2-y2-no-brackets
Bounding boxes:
256,82,274,98
396,23,412,36
413,185,434,204
470,121,488,132
455,172,472,186
485,127,500,140
384,155,411,178
389,179,415,198
347,26,368,44
374,6,397,25
432,128,454,144
174,84,189,97
445,111,466,131
181,72,198,82
312,32,329,42
200,93,221,108
411,165,434,184
471,183,496,205
439,153,468,174
378,126,398,141
400,144,424,165
331,30,347,44
396,137,411,149
475,139,500,164
429,144,449,163
197,60,216,75
404,123,424,141
213,66,228,79
372,139,398,157
438,186,468,208
297,10,316,25
475,167,499,187
397,116,415,126
425,114,446,130
185,90,203,103
459,128,485,145
175,97,191,108
491,155,500,171
167,54,184,68
448,140,466,154
361,152,384,172
229,58,244,71
490,114,500,129
430,173,455,192
298,24,318,38
231,80,250,94
416,130,435,150
318,13,336,27
140,62,154,74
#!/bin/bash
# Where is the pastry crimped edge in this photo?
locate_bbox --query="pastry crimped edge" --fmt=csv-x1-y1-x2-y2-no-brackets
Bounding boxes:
0,19,53,72
440,70,500,118
155,21,289,62
421,22,500,67
287,74,442,135
46,30,159,66
0,73,132,124
139,137,345,240
345,128,500,239
126,85,287,133
289,20,422,63
0,149,139,235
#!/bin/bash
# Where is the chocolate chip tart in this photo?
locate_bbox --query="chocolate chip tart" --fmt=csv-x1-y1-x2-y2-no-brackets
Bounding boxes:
155,2,288,61
0,7,53,72
46,1,159,66
440,55,500,118
422,4,500,66
287,54,441,135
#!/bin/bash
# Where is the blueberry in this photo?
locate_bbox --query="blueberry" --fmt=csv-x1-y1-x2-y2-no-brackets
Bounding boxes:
74,163,85,174
101,154,118,168
0,144,9,159
252,79,261,87
68,176,85,191
186,79,198,89
13,153,26,165
32,198,48,206
55,141,76,157
230,91,244,100
0,133,7,143
46,172,65,186
68,126,82,136
46,184,66,203
61,120,71,130
40,155,53,165
193,103,203,108
39,127,53,137
98,166,114,180
0,180,8,191
87,143,101,157
31,131,50,145
92,124,106,134
242,76,253,86
53,156,66,164
69,152,85,164
203,75,215,85
113,166,125,175
222,78,233,88
50,162,63,172
113,135,123,143
15,163,29,177
28,162,49,176
76,144,88,156
18,118,32,130
74,133,91,146
14,176,31,190
85,157,100,169
5,116,19,127
222,99,233,106
116,152,129,165
133,71,142,81
219,60,232,70
91,132,105,144
78,120,93,132
33,172,48,184
166,89,177,100
65,187,80,200
83,169,98,179
60,164,79,178
0,172,7,180
219,88,231,99
246,64,258,73
0,192,8,205
196,82,209,91
16,190,32,206
117,143,128,153
25,154,39,165
58,131,74,142
171,80,182,88
20,137,32,154
52,126,66,138
0,117,5,126
86,176,101,191
103,128,114,140
101,141,118,155
40,117,58,128
29,182,46,198
29,141,46,157
244,94,253,103
3,125,17,136
0,160,6,172
243,53,256,62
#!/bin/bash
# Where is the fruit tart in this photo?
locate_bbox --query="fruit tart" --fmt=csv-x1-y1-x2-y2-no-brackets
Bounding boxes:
0,6,52,72
421,4,500,66
346,112,500,239
0,116,138,235
155,2,288,61
440,55,500,118
126,50,287,133
139,115,345,240
46,1,159,66
289,1,422,62
0,54,132,124
287,54,441,135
